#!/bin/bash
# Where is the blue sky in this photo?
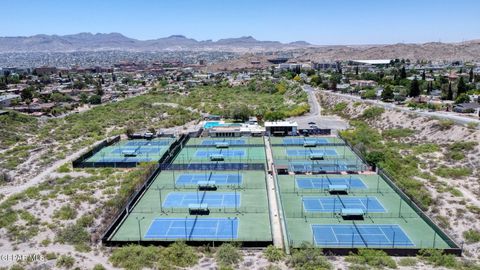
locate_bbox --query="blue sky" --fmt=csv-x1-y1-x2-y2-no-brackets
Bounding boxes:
2,0,479,45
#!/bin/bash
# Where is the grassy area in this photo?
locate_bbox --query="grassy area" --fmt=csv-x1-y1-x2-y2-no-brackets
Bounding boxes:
161,80,309,120
340,121,433,208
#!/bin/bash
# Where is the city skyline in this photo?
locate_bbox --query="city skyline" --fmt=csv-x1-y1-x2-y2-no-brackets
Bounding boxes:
2,0,480,45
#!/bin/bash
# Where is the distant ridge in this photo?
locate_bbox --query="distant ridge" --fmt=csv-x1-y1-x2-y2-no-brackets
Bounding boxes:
0,32,312,53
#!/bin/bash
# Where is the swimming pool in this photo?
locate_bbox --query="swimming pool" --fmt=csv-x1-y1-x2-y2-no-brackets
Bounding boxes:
203,121,242,129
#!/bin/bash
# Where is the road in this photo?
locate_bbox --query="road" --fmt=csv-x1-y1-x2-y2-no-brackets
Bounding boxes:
288,85,349,132
325,91,480,128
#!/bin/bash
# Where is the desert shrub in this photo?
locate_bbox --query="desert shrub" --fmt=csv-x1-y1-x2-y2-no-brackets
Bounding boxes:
53,204,77,220
333,102,348,114
436,119,454,130
216,243,243,267
382,128,414,138
109,245,161,270
463,229,480,244
55,223,90,251
418,249,458,268
398,257,417,267
360,107,384,119
160,242,198,267
56,255,75,269
433,166,471,178
346,249,396,269
288,243,332,270
264,245,284,262
57,163,71,173
92,264,106,270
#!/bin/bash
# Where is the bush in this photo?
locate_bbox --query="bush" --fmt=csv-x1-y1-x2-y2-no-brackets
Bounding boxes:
160,242,198,267
418,249,458,268
109,245,161,270
216,243,242,267
463,229,480,244
346,249,397,269
433,166,471,178
332,102,348,113
382,128,414,138
53,204,77,220
436,119,454,130
288,243,332,270
56,255,75,269
92,264,106,270
360,107,385,119
398,257,417,267
57,163,71,173
264,245,284,262
56,223,90,248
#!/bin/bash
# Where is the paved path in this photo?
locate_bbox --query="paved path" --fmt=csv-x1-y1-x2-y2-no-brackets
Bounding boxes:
263,136,284,249
289,85,349,132
325,91,480,128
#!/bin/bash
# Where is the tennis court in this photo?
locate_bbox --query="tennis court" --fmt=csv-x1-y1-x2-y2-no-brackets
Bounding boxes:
176,173,243,185
312,224,414,247
163,192,241,208
296,176,367,189
303,196,385,213
201,139,246,145
195,150,246,157
283,138,329,145
286,149,338,157
124,140,172,146
144,218,238,239
84,138,174,164
290,161,348,172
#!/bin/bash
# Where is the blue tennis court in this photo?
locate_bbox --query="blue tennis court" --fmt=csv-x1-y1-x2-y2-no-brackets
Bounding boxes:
286,149,338,157
201,139,246,145
111,147,162,154
290,161,348,172
303,197,385,213
144,218,239,239
163,192,241,208
195,150,246,157
312,224,414,247
94,157,157,162
283,138,329,145
124,140,171,146
176,174,243,185
296,177,367,189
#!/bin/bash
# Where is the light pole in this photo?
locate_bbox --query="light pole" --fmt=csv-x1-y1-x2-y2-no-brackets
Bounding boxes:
136,216,145,244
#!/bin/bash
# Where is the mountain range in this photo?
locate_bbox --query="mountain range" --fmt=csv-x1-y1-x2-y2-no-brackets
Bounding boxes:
0,32,311,53
1,33,480,61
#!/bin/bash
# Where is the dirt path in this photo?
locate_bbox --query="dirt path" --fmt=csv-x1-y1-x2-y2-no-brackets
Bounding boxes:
0,138,107,204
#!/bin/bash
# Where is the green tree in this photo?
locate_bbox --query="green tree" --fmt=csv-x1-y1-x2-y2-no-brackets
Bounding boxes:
88,95,102,105
310,75,322,86
381,85,394,101
21,86,34,102
455,93,470,104
400,66,407,79
421,70,426,80
79,93,88,104
446,82,453,100
457,77,467,96
409,77,420,97
95,82,104,96
469,68,474,83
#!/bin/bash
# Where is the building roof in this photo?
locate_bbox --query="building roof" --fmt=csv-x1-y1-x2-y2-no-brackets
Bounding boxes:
264,121,298,127
454,103,480,109
352,59,391,65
